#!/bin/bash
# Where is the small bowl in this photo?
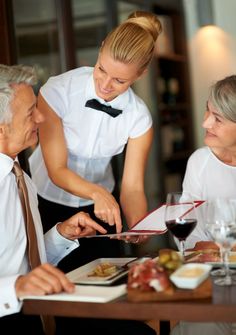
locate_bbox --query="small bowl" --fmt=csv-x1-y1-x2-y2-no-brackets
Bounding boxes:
170,263,212,289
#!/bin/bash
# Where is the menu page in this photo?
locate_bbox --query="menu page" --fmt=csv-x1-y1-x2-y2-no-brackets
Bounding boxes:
85,201,205,239
86,205,167,238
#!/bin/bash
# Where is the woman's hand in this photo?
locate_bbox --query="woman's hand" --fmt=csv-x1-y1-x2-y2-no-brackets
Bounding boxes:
92,186,122,233
15,263,75,298
57,212,107,240
124,235,149,244
113,234,150,244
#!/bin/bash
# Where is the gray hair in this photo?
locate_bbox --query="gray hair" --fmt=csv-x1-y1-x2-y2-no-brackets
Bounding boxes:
0,64,37,123
209,75,236,123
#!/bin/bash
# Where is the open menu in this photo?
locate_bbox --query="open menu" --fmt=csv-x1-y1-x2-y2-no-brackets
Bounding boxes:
86,205,167,238
85,205,167,239
85,200,205,239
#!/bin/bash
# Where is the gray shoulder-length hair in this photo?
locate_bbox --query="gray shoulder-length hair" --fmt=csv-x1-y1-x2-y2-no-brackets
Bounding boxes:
0,64,37,123
209,75,236,123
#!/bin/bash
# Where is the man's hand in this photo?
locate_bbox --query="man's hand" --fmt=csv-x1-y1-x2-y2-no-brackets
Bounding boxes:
57,211,107,240
15,263,75,298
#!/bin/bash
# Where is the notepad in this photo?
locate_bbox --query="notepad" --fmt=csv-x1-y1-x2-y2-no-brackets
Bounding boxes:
21,284,127,303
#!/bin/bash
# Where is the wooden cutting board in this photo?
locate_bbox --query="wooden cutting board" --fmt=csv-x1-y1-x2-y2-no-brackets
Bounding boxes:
127,278,212,302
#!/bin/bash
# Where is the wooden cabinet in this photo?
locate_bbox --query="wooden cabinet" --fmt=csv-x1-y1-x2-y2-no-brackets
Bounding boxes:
152,0,195,200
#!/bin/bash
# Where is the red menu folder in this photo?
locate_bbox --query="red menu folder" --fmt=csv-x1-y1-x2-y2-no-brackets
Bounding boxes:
85,201,205,239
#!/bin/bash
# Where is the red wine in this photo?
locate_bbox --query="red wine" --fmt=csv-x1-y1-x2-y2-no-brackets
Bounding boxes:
165,219,197,240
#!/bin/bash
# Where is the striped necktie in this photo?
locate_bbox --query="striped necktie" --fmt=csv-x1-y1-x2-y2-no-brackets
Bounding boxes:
12,161,41,269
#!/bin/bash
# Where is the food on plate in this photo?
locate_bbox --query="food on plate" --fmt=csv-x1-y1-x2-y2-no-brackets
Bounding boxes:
185,241,236,263
88,262,118,277
158,249,183,272
127,259,173,292
185,242,220,263
185,250,220,263
190,241,219,251
229,253,236,262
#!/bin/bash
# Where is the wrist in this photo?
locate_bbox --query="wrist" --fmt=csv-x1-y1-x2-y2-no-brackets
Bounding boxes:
56,222,63,236
15,275,23,299
91,185,103,201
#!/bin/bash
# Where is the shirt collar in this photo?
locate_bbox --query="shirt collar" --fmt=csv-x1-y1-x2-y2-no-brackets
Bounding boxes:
0,153,15,184
85,70,130,111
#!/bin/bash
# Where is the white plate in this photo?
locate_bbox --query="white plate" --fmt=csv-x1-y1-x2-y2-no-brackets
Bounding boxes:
207,252,236,267
21,284,127,303
66,257,139,285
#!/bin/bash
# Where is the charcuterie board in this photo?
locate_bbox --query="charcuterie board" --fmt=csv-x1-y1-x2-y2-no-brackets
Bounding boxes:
127,278,212,302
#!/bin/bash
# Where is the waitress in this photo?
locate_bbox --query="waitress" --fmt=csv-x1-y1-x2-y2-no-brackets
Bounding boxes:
29,10,162,271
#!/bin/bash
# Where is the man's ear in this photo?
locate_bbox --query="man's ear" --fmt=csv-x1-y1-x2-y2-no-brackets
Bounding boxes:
0,124,8,138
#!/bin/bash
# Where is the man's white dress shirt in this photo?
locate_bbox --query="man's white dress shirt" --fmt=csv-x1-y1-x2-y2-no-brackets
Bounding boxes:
0,153,79,317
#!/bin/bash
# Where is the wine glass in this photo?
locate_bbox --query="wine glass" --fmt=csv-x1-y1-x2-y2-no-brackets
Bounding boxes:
165,192,197,259
205,198,236,286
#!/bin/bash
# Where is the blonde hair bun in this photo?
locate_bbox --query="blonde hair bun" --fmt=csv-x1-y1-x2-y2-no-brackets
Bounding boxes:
127,11,162,42
102,10,162,72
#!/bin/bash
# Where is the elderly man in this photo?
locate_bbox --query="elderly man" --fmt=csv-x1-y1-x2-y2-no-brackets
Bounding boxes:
0,64,156,335
0,64,108,333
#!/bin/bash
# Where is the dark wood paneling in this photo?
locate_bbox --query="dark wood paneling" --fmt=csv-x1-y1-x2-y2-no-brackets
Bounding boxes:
0,0,17,64
55,0,76,71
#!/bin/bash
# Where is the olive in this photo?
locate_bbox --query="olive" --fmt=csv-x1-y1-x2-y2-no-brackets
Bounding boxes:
159,253,171,264
165,260,181,270
171,251,181,261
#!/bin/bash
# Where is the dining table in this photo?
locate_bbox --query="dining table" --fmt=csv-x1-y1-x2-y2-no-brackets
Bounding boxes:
22,276,236,335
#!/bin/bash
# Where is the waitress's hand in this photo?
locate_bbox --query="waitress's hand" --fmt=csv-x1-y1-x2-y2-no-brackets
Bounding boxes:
114,234,149,244
92,186,122,233
57,212,107,240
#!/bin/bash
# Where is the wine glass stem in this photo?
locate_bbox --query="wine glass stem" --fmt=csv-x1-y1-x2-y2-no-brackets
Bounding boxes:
179,240,185,258
223,248,231,284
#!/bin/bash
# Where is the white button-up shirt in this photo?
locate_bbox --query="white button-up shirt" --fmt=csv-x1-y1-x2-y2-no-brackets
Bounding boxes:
0,153,79,317
29,67,152,207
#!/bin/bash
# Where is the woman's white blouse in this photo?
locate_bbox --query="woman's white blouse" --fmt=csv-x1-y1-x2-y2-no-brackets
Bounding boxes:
29,67,152,207
182,146,236,249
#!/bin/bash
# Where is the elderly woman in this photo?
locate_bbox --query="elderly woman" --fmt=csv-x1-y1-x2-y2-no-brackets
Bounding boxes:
172,75,236,335
181,75,236,251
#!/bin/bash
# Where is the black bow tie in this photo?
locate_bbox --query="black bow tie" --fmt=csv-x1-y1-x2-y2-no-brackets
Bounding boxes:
85,99,122,118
